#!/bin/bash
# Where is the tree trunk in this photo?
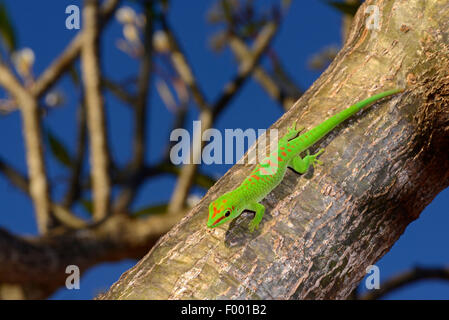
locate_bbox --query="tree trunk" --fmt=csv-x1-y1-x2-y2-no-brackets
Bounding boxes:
100,0,449,299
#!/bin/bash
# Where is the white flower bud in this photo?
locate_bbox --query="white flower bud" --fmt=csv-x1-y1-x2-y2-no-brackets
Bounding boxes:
123,24,140,43
44,91,64,107
116,6,136,24
153,30,170,53
11,48,35,77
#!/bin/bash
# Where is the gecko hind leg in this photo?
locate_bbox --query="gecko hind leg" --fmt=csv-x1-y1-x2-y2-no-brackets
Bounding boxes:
290,149,325,174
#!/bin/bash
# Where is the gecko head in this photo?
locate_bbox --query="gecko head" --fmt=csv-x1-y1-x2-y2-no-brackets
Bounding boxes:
207,192,238,228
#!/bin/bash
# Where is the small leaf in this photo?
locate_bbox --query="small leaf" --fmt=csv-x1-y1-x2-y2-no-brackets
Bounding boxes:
80,199,93,215
46,129,73,168
0,2,16,51
324,1,361,16
132,203,168,217
68,65,80,87
221,0,234,24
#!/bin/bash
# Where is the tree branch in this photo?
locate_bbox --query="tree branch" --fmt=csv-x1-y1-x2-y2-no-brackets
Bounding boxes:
81,0,111,221
0,209,186,299
229,35,298,110
0,64,51,233
360,267,449,300
62,99,87,208
161,16,210,112
212,21,278,117
0,157,88,229
100,0,449,299
113,3,154,213
167,109,213,214
30,0,120,98
102,77,136,105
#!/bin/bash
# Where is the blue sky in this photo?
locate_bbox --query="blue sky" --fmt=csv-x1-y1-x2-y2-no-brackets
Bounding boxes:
0,0,448,299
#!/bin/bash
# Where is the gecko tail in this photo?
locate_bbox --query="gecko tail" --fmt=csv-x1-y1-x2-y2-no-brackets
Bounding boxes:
293,88,403,150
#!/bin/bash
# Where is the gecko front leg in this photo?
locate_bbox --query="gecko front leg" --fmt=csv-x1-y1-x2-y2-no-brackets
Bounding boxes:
280,121,305,144
246,202,266,232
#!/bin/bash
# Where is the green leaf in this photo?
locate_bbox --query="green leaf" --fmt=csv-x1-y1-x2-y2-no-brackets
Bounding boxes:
80,199,93,216
46,129,73,168
221,0,233,24
68,65,80,87
132,203,168,217
324,1,361,16
0,2,16,51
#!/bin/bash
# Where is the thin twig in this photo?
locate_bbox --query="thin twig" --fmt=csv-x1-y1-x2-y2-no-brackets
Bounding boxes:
0,64,51,233
81,0,111,221
0,157,29,193
160,16,210,112
113,3,154,213
213,22,278,117
228,35,300,110
167,109,213,214
62,99,87,208
102,77,137,105
131,3,153,170
0,157,88,229
30,0,120,98
359,267,449,300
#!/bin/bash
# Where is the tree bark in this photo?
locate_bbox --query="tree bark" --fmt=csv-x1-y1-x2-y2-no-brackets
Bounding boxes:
100,0,449,299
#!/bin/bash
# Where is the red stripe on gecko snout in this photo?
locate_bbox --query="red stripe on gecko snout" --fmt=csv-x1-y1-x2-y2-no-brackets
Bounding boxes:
212,216,225,226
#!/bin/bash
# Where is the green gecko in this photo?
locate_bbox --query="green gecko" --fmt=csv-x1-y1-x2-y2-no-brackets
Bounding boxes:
207,88,403,232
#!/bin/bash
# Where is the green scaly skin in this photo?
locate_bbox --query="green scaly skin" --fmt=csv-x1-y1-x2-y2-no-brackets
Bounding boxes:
207,88,403,232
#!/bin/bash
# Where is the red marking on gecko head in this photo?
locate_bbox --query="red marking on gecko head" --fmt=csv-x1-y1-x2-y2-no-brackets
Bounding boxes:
211,204,222,219
212,215,225,226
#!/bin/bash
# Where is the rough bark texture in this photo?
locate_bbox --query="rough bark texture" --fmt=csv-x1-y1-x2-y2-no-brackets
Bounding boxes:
100,0,449,300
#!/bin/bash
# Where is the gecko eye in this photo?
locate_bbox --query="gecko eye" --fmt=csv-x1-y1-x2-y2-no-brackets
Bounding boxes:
224,211,231,217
